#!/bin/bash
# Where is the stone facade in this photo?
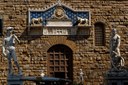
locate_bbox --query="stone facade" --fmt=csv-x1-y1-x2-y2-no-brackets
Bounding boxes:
0,0,128,85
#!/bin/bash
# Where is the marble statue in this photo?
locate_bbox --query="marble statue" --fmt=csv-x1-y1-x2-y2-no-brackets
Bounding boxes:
2,27,22,76
110,28,125,70
31,17,43,25
77,17,88,25
73,17,88,26
79,69,84,84
40,70,45,77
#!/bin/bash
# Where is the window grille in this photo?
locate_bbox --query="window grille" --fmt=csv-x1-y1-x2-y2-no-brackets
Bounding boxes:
94,22,105,46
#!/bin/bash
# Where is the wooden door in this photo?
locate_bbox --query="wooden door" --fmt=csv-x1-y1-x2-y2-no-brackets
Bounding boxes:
47,44,73,80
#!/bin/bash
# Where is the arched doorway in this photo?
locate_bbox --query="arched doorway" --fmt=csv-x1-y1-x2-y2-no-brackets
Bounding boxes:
47,44,73,80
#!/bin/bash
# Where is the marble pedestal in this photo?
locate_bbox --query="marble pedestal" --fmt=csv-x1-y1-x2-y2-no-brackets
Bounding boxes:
105,70,128,85
7,75,71,85
7,75,23,85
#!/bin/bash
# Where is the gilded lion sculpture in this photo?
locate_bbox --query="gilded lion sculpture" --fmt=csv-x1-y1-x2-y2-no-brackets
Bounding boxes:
73,17,88,26
31,17,43,25
77,17,88,25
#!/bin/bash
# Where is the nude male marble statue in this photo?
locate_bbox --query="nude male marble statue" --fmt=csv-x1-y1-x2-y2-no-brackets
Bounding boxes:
2,27,22,76
110,28,125,70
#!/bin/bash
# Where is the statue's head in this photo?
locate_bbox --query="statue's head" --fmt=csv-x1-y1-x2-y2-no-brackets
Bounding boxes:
112,28,117,35
80,69,83,72
7,27,13,31
6,27,14,35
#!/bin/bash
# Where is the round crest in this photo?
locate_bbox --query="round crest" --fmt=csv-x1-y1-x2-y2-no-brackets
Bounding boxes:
54,7,65,19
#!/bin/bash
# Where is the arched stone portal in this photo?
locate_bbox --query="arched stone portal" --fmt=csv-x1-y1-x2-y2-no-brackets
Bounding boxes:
47,44,73,81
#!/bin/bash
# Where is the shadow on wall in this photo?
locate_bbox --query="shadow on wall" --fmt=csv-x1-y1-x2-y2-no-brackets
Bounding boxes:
19,26,43,44
67,35,90,41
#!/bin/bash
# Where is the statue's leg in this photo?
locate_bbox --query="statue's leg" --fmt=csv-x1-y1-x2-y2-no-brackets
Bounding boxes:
81,77,84,85
8,53,13,75
11,49,22,75
121,57,125,67
117,48,120,56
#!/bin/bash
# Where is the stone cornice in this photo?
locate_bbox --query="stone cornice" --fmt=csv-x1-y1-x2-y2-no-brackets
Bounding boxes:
28,1,89,12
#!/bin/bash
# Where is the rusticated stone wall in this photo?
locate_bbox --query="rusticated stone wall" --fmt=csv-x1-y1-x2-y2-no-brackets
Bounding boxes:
0,0,128,85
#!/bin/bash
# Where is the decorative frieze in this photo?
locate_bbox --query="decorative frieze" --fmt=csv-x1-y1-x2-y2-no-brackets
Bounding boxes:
28,1,91,35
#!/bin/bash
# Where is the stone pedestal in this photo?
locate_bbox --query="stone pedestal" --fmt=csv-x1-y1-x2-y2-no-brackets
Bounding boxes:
7,76,71,85
105,70,128,85
7,75,23,85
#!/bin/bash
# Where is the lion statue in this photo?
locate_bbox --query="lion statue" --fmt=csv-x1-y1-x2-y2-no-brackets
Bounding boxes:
77,17,88,25
73,17,88,26
31,17,43,25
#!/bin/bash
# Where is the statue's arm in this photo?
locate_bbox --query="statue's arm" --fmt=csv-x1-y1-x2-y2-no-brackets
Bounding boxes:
2,39,7,56
13,34,20,43
117,35,121,48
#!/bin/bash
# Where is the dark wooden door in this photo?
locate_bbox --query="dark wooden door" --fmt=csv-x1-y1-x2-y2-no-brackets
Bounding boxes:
47,44,73,80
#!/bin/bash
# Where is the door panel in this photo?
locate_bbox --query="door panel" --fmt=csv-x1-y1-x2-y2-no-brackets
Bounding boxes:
47,44,73,80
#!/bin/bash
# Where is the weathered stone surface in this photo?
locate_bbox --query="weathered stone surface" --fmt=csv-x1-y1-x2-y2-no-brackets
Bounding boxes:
0,0,128,85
